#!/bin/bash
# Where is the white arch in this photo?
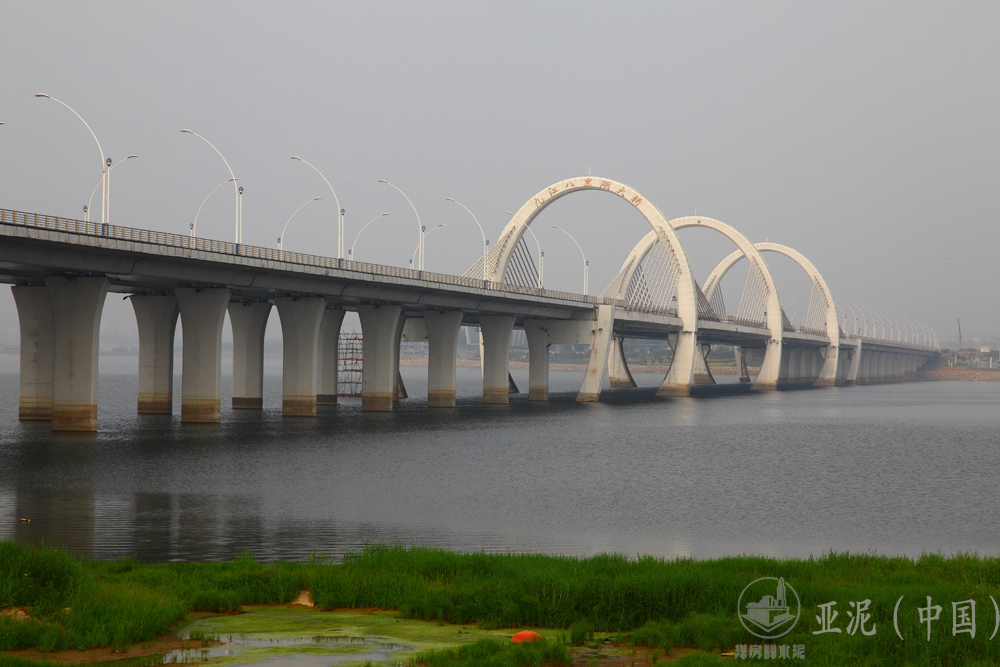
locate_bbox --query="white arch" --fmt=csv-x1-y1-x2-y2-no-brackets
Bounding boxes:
493,177,700,395
604,216,786,390
704,242,841,387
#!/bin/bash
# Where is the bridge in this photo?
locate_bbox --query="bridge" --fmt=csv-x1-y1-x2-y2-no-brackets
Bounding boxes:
0,177,939,431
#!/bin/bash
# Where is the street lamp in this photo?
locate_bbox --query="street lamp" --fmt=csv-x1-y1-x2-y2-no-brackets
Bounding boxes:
35,94,108,225
181,129,241,243
411,224,446,267
507,211,543,288
551,225,589,294
291,156,344,259
378,179,424,270
447,198,489,281
86,155,137,222
349,213,390,261
278,197,322,250
190,177,238,237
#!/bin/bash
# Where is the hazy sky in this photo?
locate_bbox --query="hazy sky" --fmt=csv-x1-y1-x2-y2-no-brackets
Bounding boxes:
1,2,997,346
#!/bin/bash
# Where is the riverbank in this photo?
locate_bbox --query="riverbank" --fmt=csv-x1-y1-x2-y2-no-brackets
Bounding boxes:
3,542,1000,666
918,366,1000,381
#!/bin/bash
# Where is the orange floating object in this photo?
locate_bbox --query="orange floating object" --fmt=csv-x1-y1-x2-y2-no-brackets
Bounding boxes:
512,630,542,644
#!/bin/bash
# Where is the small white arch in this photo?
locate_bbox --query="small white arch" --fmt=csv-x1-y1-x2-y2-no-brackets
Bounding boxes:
491,177,701,395
704,242,841,386
605,217,787,389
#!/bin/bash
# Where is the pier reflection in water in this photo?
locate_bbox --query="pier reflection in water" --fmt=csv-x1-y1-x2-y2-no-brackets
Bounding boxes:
2,365,999,562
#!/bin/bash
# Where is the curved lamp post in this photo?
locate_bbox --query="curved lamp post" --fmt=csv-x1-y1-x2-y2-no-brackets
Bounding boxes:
447,198,489,281
181,129,241,243
551,225,588,294
411,224,446,267
36,94,108,225
378,179,424,269
507,211,543,288
349,213,390,261
445,197,490,280
86,155,137,222
278,197,322,250
291,156,343,258
190,177,238,237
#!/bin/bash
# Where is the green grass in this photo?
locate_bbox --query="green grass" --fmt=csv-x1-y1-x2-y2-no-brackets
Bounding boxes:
409,637,572,667
5,541,1000,665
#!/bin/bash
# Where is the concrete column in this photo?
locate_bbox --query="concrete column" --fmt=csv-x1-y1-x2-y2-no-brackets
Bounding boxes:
393,313,408,401
816,341,839,387
692,343,717,385
607,336,637,388
130,294,179,414
752,337,783,391
176,287,230,423
577,305,615,402
846,342,861,385
857,349,871,384
788,348,803,384
358,304,403,411
774,345,792,386
875,351,887,383
905,355,917,381
803,349,817,383
228,301,271,409
45,276,110,431
11,286,54,420
480,315,516,404
317,308,346,405
424,311,464,407
657,329,697,397
892,353,904,382
736,346,752,383
275,297,327,416
524,322,550,401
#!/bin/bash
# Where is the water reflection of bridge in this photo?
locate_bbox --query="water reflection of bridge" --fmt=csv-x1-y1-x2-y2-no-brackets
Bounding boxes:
0,176,938,431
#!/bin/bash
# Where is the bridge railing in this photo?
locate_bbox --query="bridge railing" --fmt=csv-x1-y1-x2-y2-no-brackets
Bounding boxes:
1,208,646,312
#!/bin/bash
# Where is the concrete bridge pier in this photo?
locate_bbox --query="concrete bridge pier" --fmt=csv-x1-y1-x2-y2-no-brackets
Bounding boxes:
46,276,110,431
905,355,917,381
735,346,751,383
130,294,179,414
607,336,637,388
751,339,782,391
316,307,346,405
275,297,326,416
692,343,716,385
846,343,861,385
424,311,464,407
876,351,887,383
775,346,792,386
393,313,408,401
480,315,516,403
656,330,697,397
358,304,403,411
789,348,804,384
857,350,872,384
524,322,551,401
228,301,271,409
816,344,839,387
11,286,54,421
577,305,615,402
176,287,230,423
892,353,905,382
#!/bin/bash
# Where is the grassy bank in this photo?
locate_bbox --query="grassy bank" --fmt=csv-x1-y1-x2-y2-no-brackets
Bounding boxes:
3,541,1000,665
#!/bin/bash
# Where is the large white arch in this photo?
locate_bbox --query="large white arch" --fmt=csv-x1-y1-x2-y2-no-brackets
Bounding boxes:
704,242,841,387
603,216,786,390
491,177,699,395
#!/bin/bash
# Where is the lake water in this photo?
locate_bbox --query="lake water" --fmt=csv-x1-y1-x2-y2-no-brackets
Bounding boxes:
1,359,998,563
